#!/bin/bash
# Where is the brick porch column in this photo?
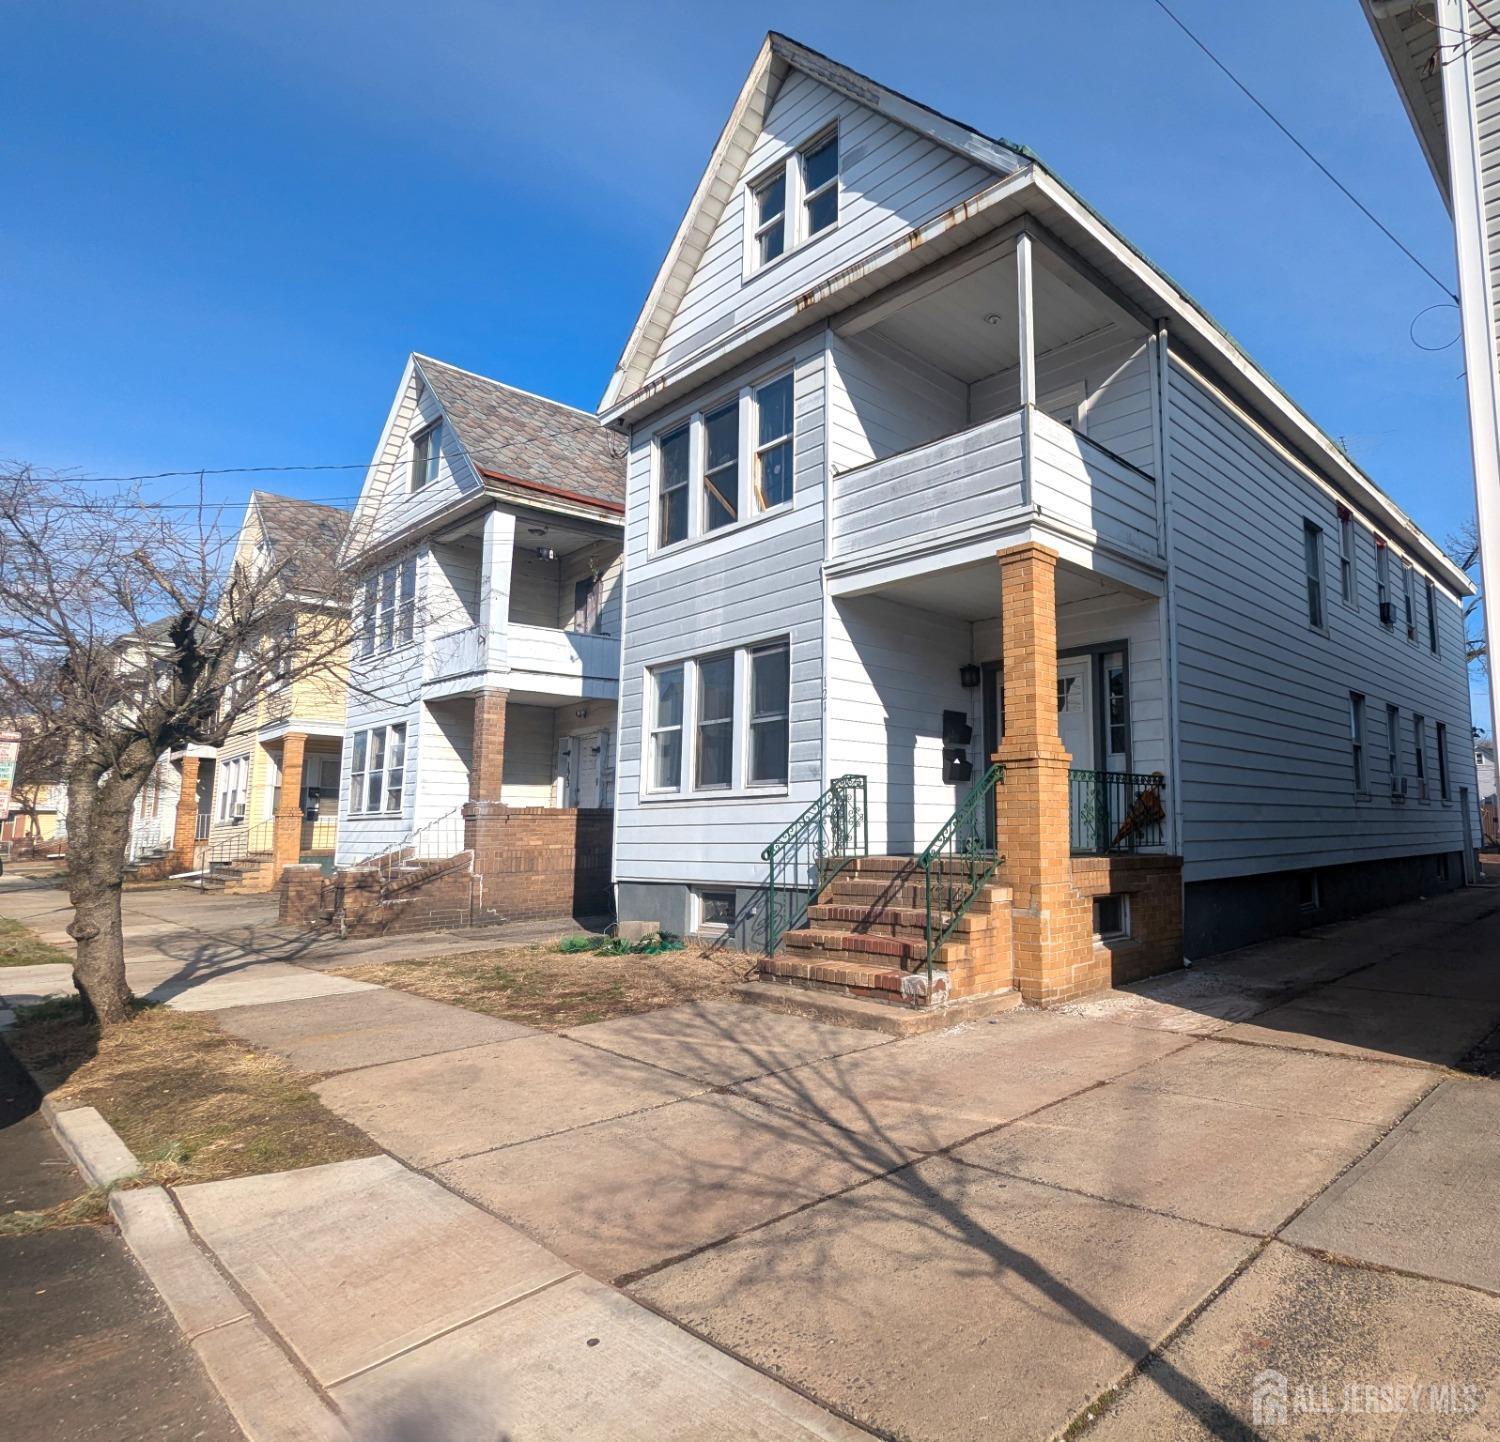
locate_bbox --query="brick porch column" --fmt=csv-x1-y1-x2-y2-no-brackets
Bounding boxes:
994,543,1096,1003
169,755,200,869
271,732,307,874
470,689,509,803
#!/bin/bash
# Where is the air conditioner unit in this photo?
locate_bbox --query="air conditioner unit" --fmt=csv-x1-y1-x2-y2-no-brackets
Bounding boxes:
233,802,247,820
1379,601,1397,626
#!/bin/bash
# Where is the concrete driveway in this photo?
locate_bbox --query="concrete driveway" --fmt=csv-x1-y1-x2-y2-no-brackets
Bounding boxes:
5,875,1499,1439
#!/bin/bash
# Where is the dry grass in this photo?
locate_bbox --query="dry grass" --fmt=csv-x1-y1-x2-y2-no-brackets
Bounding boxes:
0,915,69,968
6,997,377,1191
331,940,757,1030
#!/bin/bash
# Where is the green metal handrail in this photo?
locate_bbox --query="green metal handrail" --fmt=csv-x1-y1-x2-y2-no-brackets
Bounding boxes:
762,775,868,955
917,764,1005,978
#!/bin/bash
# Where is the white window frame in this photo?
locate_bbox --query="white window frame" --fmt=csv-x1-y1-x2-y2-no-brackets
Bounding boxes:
1303,520,1327,633
1401,562,1418,644
693,651,736,791
1337,508,1358,607
1386,704,1402,799
1350,692,1368,797
362,558,417,657
1413,714,1428,801
646,664,685,795
743,123,840,278
693,887,737,936
639,637,792,800
410,420,442,491
746,640,790,787
649,370,795,555
1375,539,1393,628
348,722,407,816
1437,722,1451,801
216,756,247,824
1425,578,1440,654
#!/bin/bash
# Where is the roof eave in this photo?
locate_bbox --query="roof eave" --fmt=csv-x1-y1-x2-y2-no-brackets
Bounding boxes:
1361,0,1452,209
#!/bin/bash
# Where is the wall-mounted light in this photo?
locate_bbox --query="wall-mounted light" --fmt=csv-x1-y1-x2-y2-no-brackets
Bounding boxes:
959,663,981,689
983,313,1003,326
574,707,589,720
537,547,556,561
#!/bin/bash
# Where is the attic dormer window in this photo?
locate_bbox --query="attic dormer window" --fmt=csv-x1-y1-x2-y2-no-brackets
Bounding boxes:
410,421,442,491
746,125,839,275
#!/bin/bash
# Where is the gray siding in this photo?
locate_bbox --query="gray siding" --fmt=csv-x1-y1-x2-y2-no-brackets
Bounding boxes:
1165,356,1477,882
615,332,828,887
652,70,995,380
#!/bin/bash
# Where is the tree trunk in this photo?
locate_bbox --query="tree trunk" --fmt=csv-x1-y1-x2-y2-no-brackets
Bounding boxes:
65,763,143,1028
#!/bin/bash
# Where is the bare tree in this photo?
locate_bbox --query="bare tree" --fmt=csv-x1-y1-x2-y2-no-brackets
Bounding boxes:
1447,517,1489,672
0,467,355,1026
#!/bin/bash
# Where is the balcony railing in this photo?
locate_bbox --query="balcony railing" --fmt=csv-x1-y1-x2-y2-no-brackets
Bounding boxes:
424,622,619,697
1068,769,1167,854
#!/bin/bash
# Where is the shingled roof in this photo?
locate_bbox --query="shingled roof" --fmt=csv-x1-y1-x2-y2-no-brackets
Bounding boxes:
414,356,624,511
250,492,350,594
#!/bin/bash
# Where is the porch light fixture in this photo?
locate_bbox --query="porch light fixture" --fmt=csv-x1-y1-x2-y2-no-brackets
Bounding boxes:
983,313,1003,326
537,547,556,561
959,663,981,688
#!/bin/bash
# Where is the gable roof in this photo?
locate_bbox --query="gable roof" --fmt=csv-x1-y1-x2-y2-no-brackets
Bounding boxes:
599,32,1030,411
248,491,350,595
415,355,624,511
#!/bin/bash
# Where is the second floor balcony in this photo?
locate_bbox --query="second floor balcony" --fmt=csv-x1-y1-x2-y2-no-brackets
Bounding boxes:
424,620,619,701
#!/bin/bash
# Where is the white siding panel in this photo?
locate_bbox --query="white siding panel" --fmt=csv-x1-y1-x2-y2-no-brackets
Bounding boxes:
652,71,995,379
1165,357,1476,881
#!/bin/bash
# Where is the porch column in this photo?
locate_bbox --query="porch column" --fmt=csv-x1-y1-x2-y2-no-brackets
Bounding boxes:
469,689,509,803
479,508,516,676
1015,231,1036,409
271,732,307,875
994,542,1097,1003
169,755,200,869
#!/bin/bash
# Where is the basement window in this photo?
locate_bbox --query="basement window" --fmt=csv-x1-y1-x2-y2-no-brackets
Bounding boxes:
696,889,735,934
1092,894,1128,941
1298,872,1321,913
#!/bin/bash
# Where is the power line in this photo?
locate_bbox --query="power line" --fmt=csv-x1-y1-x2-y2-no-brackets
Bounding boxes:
40,463,369,486
6,494,360,513
1149,0,1460,305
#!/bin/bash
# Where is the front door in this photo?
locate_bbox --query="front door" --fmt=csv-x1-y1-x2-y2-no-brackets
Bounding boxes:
1056,657,1095,771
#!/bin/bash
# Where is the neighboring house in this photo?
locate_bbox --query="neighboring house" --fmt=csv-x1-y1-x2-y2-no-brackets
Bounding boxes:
1478,736,1498,844
599,33,1478,1011
2,781,66,852
1364,1,1500,764
301,354,624,932
177,493,351,889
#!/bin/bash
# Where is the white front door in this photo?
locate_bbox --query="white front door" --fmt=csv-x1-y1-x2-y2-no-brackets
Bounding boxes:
555,736,577,807
1057,657,1095,771
577,732,602,809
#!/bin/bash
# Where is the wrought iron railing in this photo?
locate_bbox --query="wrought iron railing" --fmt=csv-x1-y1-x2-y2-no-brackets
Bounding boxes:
127,820,168,862
917,763,1004,975
762,775,868,955
357,805,468,883
1068,769,1167,854
203,818,276,871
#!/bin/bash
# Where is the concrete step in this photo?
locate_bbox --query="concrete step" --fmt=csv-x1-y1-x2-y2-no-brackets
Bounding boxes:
732,980,1023,1035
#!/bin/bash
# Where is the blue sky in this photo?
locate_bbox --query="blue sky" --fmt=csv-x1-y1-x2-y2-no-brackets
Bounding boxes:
3,1,1488,722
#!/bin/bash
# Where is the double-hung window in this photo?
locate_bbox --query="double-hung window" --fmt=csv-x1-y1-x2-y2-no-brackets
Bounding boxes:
657,425,691,548
1349,693,1367,795
1387,705,1401,797
748,642,790,786
410,421,442,491
362,558,416,656
655,374,794,549
1338,508,1358,605
800,130,839,237
1425,578,1439,653
694,654,735,789
645,639,791,797
1437,722,1450,800
349,723,406,815
1401,564,1417,642
1413,714,1428,799
1376,540,1392,627
1303,521,1326,631
753,374,794,512
747,126,839,275
648,665,684,791
751,171,787,268
703,403,739,532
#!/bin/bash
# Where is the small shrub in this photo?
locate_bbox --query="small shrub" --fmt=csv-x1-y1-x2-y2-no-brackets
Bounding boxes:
555,935,601,954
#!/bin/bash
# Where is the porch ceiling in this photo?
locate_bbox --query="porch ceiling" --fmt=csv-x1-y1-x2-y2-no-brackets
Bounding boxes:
867,556,1127,621
848,244,1138,386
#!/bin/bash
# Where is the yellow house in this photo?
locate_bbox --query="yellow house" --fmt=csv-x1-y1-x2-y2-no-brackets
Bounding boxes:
172,493,351,890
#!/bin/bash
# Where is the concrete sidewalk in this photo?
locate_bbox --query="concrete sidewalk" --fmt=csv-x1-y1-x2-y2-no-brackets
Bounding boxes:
5,877,1500,1439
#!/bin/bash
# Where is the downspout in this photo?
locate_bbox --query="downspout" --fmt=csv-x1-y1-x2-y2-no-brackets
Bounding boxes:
1154,324,1187,875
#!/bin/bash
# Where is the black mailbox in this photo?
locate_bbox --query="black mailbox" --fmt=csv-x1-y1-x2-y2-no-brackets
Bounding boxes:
942,748,973,785
942,710,973,747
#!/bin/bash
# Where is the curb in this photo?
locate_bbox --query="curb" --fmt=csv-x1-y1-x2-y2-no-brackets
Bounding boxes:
11,1046,348,1442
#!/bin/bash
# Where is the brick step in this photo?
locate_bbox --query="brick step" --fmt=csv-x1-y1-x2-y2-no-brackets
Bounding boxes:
782,927,924,963
832,855,920,878
761,954,909,998
819,878,1008,915
805,902,1000,943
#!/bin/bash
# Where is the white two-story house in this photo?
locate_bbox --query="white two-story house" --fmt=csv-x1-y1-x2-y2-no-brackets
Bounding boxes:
600,33,1479,1011
325,353,625,930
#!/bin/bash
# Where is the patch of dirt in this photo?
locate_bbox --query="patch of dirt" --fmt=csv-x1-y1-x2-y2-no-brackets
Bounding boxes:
331,940,757,1030
5,998,377,1186
0,916,70,968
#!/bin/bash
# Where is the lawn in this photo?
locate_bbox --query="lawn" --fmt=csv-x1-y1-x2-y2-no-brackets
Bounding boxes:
0,915,69,968
2,997,377,1231
331,937,756,1030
